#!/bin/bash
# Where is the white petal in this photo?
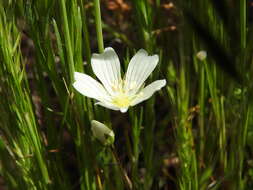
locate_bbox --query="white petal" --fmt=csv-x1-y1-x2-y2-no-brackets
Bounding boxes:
125,49,159,94
130,80,166,106
91,47,121,95
73,72,110,102
95,101,120,111
120,108,128,113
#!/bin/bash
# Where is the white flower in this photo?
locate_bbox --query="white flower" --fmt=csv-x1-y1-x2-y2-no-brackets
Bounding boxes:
91,120,115,146
73,47,166,113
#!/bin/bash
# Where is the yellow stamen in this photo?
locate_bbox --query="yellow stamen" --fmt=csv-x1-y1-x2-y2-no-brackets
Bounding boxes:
112,93,131,108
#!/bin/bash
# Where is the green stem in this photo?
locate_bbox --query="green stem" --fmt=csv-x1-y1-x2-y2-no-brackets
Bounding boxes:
59,0,75,83
238,2,247,189
93,0,104,53
130,108,143,188
240,0,246,50
199,62,205,161
80,0,92,66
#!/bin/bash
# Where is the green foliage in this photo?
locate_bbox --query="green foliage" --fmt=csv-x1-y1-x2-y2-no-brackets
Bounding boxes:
0,0,253,190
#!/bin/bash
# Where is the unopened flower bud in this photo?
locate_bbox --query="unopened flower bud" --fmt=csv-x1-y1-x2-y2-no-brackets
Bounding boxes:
91,120,115,146
196,50,207,61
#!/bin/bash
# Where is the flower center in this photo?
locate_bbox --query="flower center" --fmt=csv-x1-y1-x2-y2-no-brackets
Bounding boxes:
111,93,131,108
110,80,139,108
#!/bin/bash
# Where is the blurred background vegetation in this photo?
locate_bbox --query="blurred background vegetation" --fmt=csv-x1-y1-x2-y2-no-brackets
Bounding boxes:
0,0,253,189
